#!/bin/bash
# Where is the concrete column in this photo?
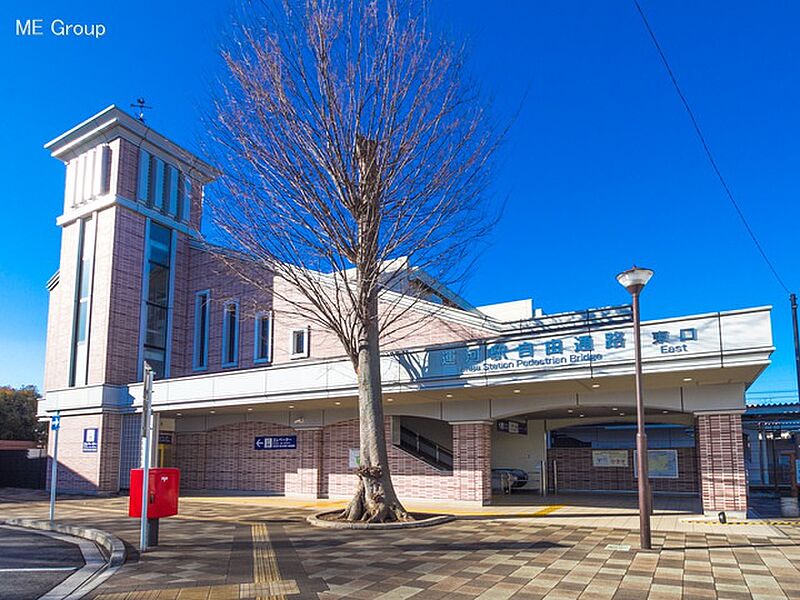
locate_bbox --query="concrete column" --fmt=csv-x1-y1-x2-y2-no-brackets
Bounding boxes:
287,427,323,499
451,421,492,506
696,412,748,518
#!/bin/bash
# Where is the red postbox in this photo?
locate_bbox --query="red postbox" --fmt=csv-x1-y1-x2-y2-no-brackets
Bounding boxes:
129,467,180,518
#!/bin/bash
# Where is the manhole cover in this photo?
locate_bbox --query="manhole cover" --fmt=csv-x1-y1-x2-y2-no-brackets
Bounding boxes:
605,544,631,551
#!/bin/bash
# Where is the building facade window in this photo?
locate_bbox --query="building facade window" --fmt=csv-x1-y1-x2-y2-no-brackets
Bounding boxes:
290,327,310,359
254,311,272,364
193,290,210,370
142,222,173,379
69,216,96,387
222,301,239,367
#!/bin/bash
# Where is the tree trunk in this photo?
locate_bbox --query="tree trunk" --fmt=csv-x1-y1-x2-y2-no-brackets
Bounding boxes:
340,292,411,523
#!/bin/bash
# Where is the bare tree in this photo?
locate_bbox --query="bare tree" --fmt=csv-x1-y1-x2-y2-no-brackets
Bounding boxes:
207,0,502,522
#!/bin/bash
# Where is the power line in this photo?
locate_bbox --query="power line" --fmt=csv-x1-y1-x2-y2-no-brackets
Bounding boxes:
632,0,792,295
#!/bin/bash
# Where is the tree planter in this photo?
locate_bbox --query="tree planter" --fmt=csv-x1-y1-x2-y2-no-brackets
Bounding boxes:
307,511,455,530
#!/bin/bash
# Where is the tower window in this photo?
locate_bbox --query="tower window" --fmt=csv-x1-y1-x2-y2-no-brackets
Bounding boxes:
141,222,172,378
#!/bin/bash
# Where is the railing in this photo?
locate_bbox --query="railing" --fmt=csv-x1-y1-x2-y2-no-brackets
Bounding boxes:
397,426,453,471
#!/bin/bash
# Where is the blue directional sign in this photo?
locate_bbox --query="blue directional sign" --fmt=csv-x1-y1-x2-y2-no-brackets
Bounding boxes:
254,435,297,450
50,415,60,431
82,428,98,452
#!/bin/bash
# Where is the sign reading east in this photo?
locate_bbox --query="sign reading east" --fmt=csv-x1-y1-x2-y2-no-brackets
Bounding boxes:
254,435,297,450
421,317,725,381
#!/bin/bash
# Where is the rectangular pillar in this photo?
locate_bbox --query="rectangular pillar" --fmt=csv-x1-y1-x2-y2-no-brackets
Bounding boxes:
452,421,492,505
696,412,748,518
47,412,121,494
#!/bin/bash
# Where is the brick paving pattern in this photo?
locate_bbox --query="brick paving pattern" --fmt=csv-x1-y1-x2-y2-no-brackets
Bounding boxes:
2,490,800,599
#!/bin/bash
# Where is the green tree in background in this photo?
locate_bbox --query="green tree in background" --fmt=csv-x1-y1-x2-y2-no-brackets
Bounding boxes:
0,386,46,444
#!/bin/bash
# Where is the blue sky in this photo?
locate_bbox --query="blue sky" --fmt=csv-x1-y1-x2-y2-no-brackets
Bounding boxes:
1,1,797,400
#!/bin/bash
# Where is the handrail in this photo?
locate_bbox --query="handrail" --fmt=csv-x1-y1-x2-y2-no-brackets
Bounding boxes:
397,425,453,470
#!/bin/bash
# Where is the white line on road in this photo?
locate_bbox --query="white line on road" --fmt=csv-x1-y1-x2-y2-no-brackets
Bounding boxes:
0,567,78,572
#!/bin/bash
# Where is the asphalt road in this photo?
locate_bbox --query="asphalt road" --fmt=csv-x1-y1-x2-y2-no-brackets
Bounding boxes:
0,525,85,600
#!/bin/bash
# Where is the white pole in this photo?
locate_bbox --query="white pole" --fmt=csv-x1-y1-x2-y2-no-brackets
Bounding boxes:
139,363,154,553
48,411,60,522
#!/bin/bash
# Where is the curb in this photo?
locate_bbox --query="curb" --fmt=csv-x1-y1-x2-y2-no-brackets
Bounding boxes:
307,511,455,530
4,518,126,599
5,518,126,568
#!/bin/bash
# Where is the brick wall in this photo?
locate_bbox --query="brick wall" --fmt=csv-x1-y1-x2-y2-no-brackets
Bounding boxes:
288,428,323,497
452,422,492,504
116,138,138,200
46,413,121,493
105,206,146,384
86,208,116,385
547,447,698,494
172,431,207,489
44,222,81,391
175,417,463,502
170,234,191,376
174,421,318,495
322,418,454,501
98,413,122,491
696,413,748,514
173,247,495,379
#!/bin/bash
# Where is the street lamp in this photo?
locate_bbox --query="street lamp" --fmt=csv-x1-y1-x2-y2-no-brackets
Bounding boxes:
617,265,654,550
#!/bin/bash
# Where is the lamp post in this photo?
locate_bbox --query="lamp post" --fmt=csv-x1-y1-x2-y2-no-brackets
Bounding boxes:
617,266,654,550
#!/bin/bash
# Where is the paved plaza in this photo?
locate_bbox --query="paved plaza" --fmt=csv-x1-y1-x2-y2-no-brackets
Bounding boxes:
2,489,800,600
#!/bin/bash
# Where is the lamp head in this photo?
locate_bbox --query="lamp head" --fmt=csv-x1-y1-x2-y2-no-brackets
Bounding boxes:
616,265,654,295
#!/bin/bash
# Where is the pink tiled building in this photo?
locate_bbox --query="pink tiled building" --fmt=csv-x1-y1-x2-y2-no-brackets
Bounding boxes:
39,107,773,517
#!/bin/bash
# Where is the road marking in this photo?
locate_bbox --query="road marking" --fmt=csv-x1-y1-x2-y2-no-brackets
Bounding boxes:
699,520,800,526
0,567,78,572
532,504,564,516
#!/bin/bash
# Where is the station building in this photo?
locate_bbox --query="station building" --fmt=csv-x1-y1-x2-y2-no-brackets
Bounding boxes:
38,107,774,518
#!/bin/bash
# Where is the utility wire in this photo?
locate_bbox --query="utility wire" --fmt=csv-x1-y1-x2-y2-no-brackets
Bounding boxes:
632,0,792,295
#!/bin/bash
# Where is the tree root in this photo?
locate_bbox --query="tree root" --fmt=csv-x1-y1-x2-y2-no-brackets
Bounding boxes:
339,465,413,523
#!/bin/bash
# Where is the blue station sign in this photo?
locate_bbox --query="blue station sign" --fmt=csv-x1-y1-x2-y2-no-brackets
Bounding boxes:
82,427,98,452
254,435,297,450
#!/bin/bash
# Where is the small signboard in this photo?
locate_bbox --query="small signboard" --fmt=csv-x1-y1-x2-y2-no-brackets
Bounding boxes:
592,450,629,467
348,448,360,469
51,415,60,431
634,449,679,479
254,435,297,450
158,432,173,445
82,428,98,453
497,420,527,435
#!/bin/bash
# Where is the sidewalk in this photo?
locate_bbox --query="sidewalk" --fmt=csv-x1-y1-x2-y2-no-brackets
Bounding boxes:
2,489,800,599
